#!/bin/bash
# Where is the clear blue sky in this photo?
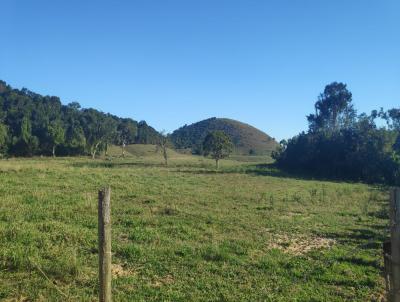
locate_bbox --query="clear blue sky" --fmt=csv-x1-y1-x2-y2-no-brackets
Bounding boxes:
1,1,399,140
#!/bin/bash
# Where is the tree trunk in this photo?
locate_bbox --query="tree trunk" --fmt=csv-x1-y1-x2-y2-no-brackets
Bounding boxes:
92,147,97,159
332,108,338,131
92,142,101,159
52,145,56,158
122,145,125,158
163,147,168,166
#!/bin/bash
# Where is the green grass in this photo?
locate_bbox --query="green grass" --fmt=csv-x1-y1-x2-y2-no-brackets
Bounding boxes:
0,152,388,301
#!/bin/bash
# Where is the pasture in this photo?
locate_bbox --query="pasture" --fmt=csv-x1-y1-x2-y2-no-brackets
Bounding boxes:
0,147,388,301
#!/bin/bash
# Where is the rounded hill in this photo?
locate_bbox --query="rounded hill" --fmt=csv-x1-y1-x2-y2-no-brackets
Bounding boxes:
170,117,278,155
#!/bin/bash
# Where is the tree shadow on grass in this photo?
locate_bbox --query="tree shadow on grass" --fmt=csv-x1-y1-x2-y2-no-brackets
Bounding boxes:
313,225,388,274
69,160,393,195
69,161,164,169
72,161,320,182
323,227,387,249
169,166,288,179
248,163,382,184
368,208,389,220
250,164,393,189
336,255,381,270
245,163,308,179
172,163,348,182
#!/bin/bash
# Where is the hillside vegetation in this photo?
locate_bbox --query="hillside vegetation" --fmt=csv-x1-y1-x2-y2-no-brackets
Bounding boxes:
0,80,160,157
0,155,387,301
274,82,400,184
170,117,278,155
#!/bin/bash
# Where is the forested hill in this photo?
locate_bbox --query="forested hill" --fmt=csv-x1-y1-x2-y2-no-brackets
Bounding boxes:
170,117,278,155
0,80,160,157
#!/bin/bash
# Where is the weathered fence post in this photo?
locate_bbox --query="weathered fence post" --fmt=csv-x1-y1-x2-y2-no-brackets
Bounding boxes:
390,188,400,302
98,187,112,302
383,240,392,299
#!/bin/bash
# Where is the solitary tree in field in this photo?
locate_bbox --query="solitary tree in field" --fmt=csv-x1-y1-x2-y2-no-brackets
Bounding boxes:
202,131,233,169
157,131,169,166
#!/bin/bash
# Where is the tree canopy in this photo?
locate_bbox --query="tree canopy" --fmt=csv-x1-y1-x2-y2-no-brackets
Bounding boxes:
307,82,356,133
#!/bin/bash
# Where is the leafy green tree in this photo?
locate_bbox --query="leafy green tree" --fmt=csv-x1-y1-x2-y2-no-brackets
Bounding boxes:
14,117,39,156
117,119,137,157
307,82,356,133
21,116,31,143
156,131,169,166
387,108,400,130
67,102,81,111
64,123,86,155
202,131,233,169
0,123,8,155
81,110,117,159
103,115,118,157
386,108,400,160
136,121,160,144
47,120,65,157
61,102,86,155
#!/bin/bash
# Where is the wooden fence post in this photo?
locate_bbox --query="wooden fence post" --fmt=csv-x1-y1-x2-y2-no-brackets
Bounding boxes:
383,240,392,299
390,188,400,302
98,187,112,302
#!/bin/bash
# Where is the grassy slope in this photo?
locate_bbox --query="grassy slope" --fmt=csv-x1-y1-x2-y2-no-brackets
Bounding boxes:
170,117,279,155
108,144,274,163
0,153,388,301
108,144,181,159
217,118,279,155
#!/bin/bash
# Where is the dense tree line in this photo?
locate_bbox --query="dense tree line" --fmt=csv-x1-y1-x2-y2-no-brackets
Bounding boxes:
273,82,400,184
0,80,160,157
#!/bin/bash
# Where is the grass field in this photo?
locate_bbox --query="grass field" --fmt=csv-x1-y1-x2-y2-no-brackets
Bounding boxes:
0,147,389,301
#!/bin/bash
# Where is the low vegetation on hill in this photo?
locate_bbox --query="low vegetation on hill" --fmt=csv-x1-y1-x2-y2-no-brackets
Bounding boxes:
170,117,278,155
0,155,387,301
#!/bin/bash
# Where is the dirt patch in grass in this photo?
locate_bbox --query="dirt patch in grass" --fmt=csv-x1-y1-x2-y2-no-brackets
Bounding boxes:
112,264,135,278
151,274,175,288
269,233,336,256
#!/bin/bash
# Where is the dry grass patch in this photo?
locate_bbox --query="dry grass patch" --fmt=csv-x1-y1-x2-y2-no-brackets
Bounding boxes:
269,233,336,256
112,263,135,278
151,274,175,288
